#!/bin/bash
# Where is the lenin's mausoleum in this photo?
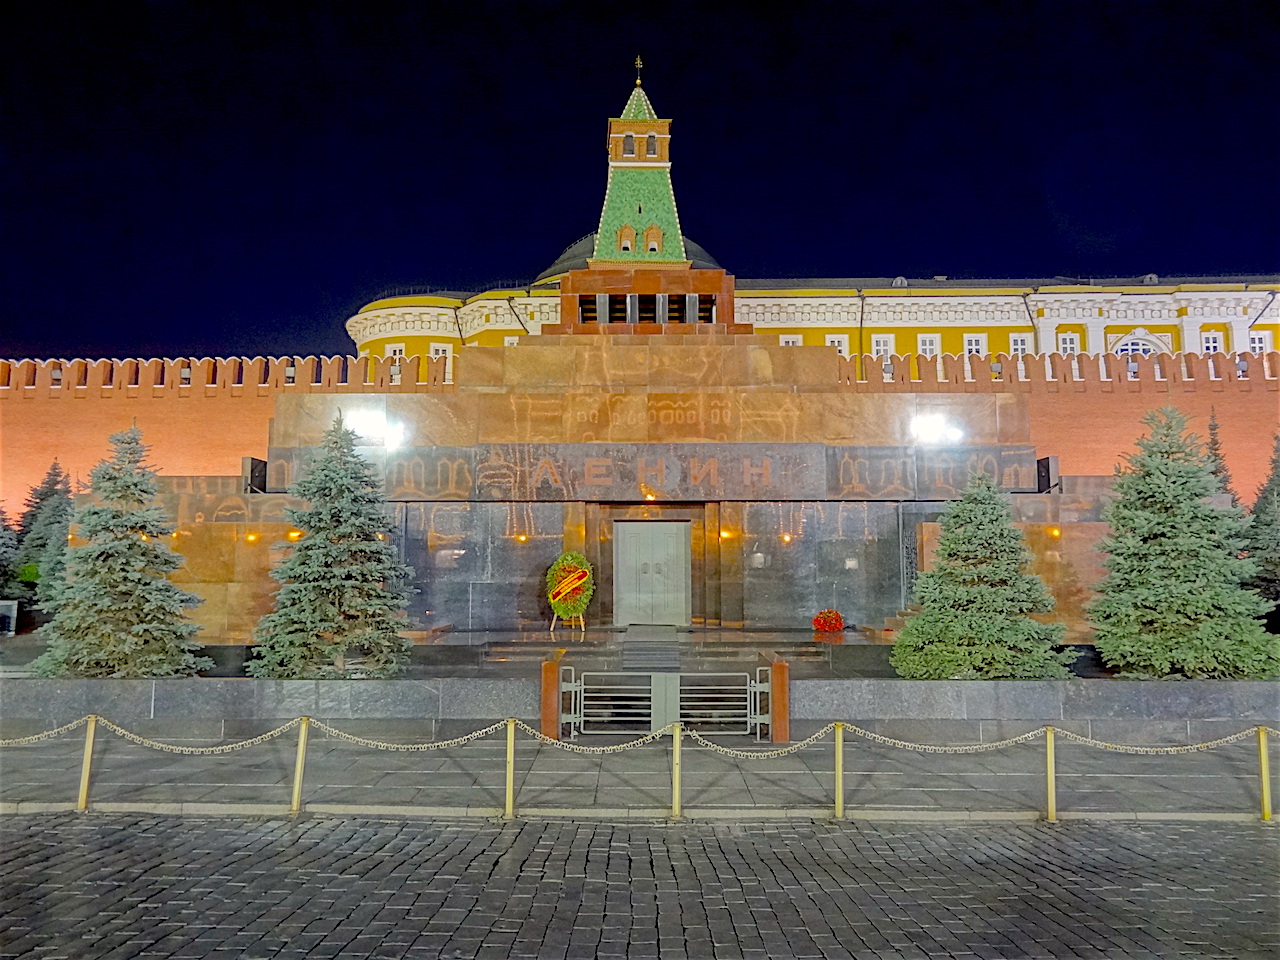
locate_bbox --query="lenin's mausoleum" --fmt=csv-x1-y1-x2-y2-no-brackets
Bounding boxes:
2,80,1277,644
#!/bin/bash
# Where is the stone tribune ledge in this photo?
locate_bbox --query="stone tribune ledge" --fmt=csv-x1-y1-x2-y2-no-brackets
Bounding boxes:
0,678,1276,744
790,679,1280,745
0,678,539,740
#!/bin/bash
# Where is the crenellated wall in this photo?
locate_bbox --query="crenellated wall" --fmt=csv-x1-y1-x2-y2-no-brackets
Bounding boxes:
0,355,451,515
832,350,1278,498
0,354,452,395
1,348,1275,515
835,349,1276,393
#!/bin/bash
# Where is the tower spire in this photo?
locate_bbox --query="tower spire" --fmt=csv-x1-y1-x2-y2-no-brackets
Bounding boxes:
592,73,686,263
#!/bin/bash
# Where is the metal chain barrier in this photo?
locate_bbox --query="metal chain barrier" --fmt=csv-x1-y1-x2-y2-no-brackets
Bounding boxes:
1055,726,1259,755
0,715,90,747
96,716,303,755
2,715,1275,822
686,724,835,759
514,720,676,753
308,719,506,751
841,723,1047,754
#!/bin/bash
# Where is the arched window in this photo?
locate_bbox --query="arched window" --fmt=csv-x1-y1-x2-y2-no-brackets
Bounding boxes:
643,225,663,254
646,134,657,157
1113,333,1168,357
1113,339,1155,357
623,134,635,156
617,224,637,252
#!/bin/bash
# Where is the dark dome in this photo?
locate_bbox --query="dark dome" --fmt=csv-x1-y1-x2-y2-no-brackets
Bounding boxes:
534,234,721,282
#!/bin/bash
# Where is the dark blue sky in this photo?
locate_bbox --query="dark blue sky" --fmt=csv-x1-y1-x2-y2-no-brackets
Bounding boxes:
4,0,1278,360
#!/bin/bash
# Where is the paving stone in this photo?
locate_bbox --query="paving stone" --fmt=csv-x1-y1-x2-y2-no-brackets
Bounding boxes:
2,815,1277,959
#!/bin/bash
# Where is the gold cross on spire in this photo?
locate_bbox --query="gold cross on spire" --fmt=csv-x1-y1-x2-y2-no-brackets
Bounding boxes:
635,56,643,86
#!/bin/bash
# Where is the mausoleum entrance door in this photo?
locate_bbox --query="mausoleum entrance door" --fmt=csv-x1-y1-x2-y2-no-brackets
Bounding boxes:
613,521,692,626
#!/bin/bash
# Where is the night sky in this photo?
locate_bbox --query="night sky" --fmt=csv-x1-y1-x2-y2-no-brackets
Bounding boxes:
4,1,1278,361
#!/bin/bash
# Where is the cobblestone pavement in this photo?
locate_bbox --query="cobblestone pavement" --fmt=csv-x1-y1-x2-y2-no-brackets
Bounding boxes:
1,815,1275,960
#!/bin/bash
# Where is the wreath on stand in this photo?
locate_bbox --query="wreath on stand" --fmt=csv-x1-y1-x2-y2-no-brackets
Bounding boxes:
546,551,594,635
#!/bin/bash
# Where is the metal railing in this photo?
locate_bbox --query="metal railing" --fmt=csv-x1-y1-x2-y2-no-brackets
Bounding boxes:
559,669,768,739
2,717,1275,822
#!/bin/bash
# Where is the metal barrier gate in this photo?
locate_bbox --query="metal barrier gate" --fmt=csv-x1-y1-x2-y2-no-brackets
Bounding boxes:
560,667,770,739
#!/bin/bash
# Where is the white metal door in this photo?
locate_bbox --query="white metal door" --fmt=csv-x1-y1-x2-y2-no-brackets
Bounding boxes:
613,521,691,626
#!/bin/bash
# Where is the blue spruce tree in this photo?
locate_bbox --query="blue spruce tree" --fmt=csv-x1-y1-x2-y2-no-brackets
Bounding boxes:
32,428,207,677
1090,408,1278,678
891,473,1073,679
249,415,412,678
1246,432,1280,629
0,509,23,600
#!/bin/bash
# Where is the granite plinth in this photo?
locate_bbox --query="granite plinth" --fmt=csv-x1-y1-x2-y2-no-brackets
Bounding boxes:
791,679,1280,722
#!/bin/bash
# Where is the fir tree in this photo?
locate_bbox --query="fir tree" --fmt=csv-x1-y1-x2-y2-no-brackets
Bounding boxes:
1246,433,1280,618
1205,408,1240,506
890,474,1074,680
0,509,24,600
248,415,412,679
17,483,74,603
31,427,208,678
17,462,69,542
1254,433,1280,520
1089,408,1278,679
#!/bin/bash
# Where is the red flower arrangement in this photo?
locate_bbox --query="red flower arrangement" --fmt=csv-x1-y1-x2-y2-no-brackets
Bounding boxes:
813,609,844,632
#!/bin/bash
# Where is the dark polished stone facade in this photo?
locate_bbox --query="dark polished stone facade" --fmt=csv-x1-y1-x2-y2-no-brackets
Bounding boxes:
153,340,1112,640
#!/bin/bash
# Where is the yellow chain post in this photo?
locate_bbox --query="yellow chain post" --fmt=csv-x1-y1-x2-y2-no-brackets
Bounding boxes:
504,718,517,820
1258,726,1272,822
834,722,845,820
1044,725,1057,823
671,722,682,819
289,717,310,815
76,715,99,812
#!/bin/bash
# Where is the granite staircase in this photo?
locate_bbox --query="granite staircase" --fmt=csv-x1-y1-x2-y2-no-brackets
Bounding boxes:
859,605,921,643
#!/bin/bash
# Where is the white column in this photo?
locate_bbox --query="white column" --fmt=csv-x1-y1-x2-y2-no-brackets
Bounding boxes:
1084,321,1108,355
1179,318,1202,353
1033,318,1056,354
1227,318,1251,353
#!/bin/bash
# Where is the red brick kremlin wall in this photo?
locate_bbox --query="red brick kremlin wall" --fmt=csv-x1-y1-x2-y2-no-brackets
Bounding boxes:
1,351,1275,514
0,355,451,513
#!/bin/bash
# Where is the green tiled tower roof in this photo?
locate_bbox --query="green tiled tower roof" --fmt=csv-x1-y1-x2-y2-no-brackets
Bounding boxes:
593,84,687,263
620,85,658,121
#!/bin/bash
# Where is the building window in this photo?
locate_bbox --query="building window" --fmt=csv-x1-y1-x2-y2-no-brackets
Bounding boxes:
826,334,850,357
643,225,662,254
963,334,987,356
779,335,802,347
385,344,406,384
916,334,939,358
1249,331,1274,354
1114,338,1155,357
504,336,519,347
617,224,636,253
646,134,657,156
623,134,635,156
1057,333,1080,355
1009,335,1030,356
430,343,453,383
870,335,894,359
1201,332,1223,355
